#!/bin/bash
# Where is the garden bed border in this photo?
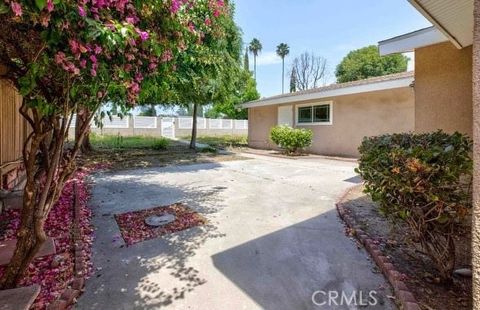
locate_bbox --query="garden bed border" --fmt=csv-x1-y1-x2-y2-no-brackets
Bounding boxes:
336,184,421,310
47,182,87,310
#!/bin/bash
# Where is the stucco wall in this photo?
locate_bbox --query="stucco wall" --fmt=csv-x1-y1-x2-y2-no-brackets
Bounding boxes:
415,42,473,136
248,105,278,149
247,87,415,157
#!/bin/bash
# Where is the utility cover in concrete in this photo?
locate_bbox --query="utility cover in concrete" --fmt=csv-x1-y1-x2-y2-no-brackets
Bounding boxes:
0,237,56,266
0,284,40,310
144,214,176,227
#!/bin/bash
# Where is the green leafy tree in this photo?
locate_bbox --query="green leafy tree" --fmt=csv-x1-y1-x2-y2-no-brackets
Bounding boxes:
206,70,260,119
276,43,290,94
0,0,225,288
335,45,408,83
171,3,243,149
249,38,262,79
138,105,157,117
244,48,250,72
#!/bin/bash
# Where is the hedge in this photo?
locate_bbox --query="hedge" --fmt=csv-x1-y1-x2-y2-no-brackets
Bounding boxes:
355,131,472,281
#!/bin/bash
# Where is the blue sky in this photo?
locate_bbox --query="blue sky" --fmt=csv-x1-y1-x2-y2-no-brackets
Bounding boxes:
234,0,432,98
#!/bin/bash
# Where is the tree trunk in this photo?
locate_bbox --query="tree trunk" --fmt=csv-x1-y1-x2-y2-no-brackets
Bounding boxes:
282,58,285,94
189,103,198,150
75,107,92,153
472,1,480,307
254,55,257,80
0,99,94,289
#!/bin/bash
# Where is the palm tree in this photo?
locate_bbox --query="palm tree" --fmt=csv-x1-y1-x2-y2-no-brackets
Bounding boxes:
249,38,262,80
276,43,290,94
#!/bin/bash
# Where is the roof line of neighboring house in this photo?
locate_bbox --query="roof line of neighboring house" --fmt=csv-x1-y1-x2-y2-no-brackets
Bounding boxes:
242,71,414,109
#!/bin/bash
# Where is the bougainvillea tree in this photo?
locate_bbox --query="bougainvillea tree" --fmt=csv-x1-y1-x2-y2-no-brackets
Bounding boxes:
0,0,227,288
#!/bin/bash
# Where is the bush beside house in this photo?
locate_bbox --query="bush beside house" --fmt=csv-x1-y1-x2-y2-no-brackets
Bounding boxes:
356,131,473,281
269,125,313,155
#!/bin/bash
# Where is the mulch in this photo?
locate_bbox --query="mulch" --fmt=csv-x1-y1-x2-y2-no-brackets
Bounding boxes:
114,203,206,246
339,185,472,310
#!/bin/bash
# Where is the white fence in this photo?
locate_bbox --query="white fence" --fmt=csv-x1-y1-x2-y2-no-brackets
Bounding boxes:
70,115,247,138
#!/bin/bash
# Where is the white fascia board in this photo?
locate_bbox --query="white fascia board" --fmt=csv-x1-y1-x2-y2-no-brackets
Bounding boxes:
242,76,414,109
378,27,448,56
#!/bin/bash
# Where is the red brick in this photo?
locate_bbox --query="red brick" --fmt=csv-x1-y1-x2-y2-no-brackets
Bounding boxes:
75,261,84,272
72,277,85,290
47,299,68,310
397,290,416,303
388,270,402,284
354,228,365,236
403,302,421,310
393,280,409,291
60,288,80,304
381,262,395,274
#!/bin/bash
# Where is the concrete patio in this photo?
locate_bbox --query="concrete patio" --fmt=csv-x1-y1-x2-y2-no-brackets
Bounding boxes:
77,153,394,309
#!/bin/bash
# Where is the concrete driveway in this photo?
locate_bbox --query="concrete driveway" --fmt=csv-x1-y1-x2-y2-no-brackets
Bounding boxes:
77,154,394,309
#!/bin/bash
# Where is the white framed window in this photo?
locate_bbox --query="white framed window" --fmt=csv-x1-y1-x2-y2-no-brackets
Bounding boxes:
296,101,333,125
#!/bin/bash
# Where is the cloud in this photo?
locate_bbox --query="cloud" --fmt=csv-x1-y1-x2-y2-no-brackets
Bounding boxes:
255,51,282,66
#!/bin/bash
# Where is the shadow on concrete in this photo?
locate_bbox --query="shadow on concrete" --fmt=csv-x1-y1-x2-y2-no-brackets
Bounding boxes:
343,175,363,184
78,165,229,309
211,210,393,310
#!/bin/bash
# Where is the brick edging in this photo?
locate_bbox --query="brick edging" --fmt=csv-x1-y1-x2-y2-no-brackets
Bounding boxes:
336,185,420,310
47,182,86,310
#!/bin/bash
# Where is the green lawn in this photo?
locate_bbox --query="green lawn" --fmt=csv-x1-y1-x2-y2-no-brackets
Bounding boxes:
185,135,248,148
90,134,170,150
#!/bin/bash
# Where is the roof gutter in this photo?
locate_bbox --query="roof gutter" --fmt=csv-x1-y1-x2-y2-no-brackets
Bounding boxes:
408,0,463,49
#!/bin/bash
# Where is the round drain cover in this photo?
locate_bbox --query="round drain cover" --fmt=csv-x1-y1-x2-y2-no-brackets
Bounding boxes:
145,214,176,227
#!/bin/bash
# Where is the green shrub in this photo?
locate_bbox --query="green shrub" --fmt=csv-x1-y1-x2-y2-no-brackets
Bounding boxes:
356,131,472,281
151,138,170,150
198,145,217,153
269,125,313,155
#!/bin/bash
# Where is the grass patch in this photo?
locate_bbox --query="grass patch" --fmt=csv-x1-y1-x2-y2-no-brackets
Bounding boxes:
183,135,247,149
90,134,170,150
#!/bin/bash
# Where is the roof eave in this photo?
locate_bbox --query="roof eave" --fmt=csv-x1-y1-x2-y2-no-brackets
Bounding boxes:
378,26,448,56
242,76,414,109
408,0,463,49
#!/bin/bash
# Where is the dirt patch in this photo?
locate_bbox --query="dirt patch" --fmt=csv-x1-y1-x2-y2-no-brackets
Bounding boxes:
114,203,206,245
81,141,249,171
342,186,471,310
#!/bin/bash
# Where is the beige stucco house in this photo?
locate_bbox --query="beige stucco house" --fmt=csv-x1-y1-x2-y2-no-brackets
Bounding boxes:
244,0,474,158
379,26,472,137
243,72,415,158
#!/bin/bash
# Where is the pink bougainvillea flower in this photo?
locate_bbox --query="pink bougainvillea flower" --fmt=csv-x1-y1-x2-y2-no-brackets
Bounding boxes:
205,17,211,26
10,2,22,17
78,5,86,17
46,0,54,12
90,68,97,76
54,52,66,65
69,39,80,54
213,9,220,17
170,0,181,14
89,55,97,63
160,49,173,63
79,59,87,68
148,62,157,70
138,31,149,41
94,45,102,55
